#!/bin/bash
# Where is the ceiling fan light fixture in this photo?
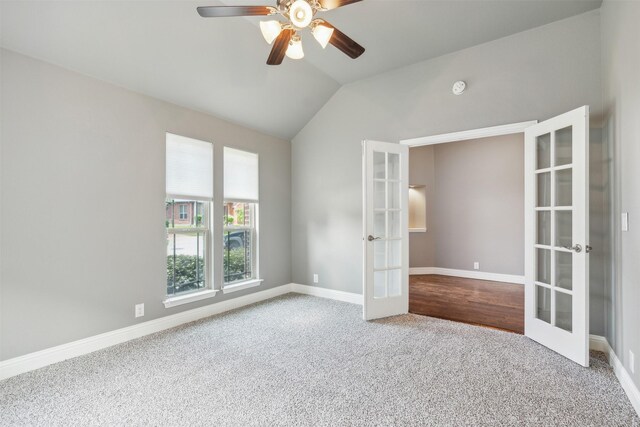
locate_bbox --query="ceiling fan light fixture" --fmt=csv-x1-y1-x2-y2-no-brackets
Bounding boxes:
260,20,283,44
312,23,334,48
289,0,313,28
285,36,304,59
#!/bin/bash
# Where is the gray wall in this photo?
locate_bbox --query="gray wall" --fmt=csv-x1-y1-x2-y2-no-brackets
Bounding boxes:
0,49,292,361
292,10,602,296
601,0,640,389
408,146,435,268
410,134,525,275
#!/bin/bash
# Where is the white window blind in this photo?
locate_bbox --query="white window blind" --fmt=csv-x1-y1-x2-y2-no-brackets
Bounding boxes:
224,147,259,202
166,133,213,200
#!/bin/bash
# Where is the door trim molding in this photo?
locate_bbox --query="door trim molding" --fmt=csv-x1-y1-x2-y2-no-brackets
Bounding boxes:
409,267,524,284
400,121,538,147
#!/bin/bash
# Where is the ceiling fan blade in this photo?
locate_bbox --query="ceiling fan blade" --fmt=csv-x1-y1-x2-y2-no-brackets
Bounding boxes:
322,22,365,59
267,29,293,65
197,6,273,17
318,0,362,10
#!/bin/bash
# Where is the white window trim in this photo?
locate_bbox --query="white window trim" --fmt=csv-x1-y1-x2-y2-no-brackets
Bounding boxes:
163,289,219,308
222,279,264,294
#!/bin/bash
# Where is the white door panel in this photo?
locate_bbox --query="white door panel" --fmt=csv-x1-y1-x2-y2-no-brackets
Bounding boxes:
362,140,409,320
524,106,589,366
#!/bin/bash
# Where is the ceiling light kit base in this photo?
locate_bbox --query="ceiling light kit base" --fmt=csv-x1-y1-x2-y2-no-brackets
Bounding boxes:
197,0,365,65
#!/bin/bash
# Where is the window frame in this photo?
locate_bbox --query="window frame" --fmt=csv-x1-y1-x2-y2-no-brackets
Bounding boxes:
166,196,213,298
178,203,188,220
222,201,259,288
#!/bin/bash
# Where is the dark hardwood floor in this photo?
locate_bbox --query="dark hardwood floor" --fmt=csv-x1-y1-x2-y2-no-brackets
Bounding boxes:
409,274,524,334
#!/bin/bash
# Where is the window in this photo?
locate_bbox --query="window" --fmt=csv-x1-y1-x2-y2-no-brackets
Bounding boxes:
166,133,213,297
223,147,259,286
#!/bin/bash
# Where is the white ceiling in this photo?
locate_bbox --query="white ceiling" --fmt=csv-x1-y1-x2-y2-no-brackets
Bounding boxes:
0,0,601,140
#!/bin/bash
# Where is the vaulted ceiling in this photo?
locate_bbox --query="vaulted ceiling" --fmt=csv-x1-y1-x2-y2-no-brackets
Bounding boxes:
0,0,601,140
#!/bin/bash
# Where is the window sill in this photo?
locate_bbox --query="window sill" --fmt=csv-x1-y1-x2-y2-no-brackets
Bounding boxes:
222,279,264,294
163,289,218,308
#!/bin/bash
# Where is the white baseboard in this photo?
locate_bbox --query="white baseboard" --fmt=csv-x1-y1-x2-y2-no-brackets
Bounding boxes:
409,267,524,285
291,283,363,305
0,284,292,381
0,283,363,381
589,335,640,416
589,334,610,353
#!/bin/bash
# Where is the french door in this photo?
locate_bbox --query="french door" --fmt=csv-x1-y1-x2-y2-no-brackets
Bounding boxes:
362,140,409,320
524,106,590,366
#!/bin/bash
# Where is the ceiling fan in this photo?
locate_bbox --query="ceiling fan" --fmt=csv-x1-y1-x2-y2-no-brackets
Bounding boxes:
197,0,365,65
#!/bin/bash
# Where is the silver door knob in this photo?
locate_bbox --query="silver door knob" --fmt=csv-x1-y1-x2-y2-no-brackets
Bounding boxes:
563,244,582,253
586,245,593,253
367,235,381,242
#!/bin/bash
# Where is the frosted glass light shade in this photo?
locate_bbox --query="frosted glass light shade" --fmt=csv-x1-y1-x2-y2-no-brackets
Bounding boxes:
260,20,282,45
285,38,304,59
312,24,334,48
289,0,312,28
166,133,213,200
224,147,259,202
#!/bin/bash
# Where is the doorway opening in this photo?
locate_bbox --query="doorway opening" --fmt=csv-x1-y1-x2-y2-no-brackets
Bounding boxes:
402,122,533,334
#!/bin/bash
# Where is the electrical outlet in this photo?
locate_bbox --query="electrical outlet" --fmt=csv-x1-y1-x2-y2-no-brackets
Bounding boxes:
622,213,629,231
473,262,480,270
313,274,319,284
135,303,144,318
630,350,635,374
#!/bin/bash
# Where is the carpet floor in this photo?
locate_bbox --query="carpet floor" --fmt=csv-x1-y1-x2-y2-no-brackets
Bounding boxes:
1,294,638,426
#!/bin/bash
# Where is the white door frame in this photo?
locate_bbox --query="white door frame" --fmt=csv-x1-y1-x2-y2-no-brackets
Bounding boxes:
399,120,538,148
399,120,537,280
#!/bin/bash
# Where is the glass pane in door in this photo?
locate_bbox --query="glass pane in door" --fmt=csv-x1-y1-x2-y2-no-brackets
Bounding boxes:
555,291,572,332
536,133,551,169
555,211,572,248
388,240,401,267
388,269,401,297
374,241,386,269
374,181,386,209
388,153,400,180
536,285,551,323
373,152,386,179
556,169,572,206
374,271,386,298
555,126,572,167
374,212,386,238
536,248,551,284
537,173,551,207
388,182,401,209
537,211,551,245
555,251,573,290
388,211,401,238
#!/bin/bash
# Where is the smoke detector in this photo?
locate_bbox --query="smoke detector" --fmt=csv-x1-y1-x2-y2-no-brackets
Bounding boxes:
452,80,466,95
